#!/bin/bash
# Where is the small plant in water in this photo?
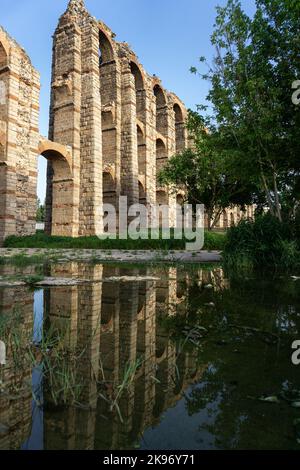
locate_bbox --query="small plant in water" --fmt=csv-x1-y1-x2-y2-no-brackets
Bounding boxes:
109,357,144,420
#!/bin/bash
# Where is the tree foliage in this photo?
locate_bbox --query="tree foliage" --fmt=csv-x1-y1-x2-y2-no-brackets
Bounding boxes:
159,111,255,229
160,0,300,225
197,0,300,220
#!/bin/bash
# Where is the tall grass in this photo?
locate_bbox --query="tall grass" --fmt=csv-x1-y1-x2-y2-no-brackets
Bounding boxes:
223,214,300,273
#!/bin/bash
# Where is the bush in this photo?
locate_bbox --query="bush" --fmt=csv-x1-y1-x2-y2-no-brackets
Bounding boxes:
223,213,300,272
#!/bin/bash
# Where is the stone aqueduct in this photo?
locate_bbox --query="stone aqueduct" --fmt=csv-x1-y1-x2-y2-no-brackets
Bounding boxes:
0,0,254,245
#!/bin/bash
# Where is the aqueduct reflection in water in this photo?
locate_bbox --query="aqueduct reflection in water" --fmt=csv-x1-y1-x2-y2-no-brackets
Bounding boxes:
0,263,225,450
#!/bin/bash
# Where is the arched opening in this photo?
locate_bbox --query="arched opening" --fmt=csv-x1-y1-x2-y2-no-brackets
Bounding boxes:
130,62,144,91
156,190,168,206
99,29,118,186
39,140,74,237
156,190,169,228
173,103,185,153
102,109,114,129
176,194,185,207
139,181,146,206
137,124,146,177
154,84,166,108
103,171,117,206
102,108,116,170
174,103,183,123
103,171,117,233
37,155,47,231
131,62,145,119
156,139,167,175
99,30,114,65
154,84,167,136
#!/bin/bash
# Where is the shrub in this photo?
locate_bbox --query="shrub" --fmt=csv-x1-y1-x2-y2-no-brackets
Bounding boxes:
223,213,300,272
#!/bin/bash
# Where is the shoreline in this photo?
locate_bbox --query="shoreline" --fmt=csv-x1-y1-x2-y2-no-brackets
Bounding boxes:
0,248,222,264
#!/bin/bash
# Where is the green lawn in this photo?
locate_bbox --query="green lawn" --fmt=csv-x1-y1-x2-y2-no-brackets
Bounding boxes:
3,230,226,251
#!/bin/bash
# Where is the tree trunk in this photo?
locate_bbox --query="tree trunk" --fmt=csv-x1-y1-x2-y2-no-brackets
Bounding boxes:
273,172,282,222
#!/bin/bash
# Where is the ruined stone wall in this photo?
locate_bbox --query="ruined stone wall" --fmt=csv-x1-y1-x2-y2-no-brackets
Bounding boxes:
0,27,40,244
45,0,189,235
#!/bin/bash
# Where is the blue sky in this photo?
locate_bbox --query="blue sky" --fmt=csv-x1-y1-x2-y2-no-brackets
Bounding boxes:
1,0,255,201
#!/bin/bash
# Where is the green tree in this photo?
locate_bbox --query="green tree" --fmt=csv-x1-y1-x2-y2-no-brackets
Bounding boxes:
158,111,255,230
191,0,300,221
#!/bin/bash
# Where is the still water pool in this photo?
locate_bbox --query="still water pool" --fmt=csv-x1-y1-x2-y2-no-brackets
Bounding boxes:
0,262,299,450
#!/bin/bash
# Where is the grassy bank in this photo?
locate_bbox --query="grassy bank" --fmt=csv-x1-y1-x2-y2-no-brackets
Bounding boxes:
3,230,226,251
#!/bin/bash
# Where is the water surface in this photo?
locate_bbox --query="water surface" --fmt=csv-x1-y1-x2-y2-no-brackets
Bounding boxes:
0,262,299,450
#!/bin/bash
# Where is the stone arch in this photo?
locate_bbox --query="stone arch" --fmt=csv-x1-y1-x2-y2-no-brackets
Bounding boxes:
156,138,167,173
138,180,146,206
154,84,166,108
130,61,144,91
99,29,114,64
176,193,185,207
156,189,168,206
102,109,114,129
38,140,72,178
154,84,168,139
103,171,117,233
137,124,146,176
99,29,118,176
39,139,75,236
174,103,183,123
173,103,186,152
156,189,169,228
103,171,117,207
